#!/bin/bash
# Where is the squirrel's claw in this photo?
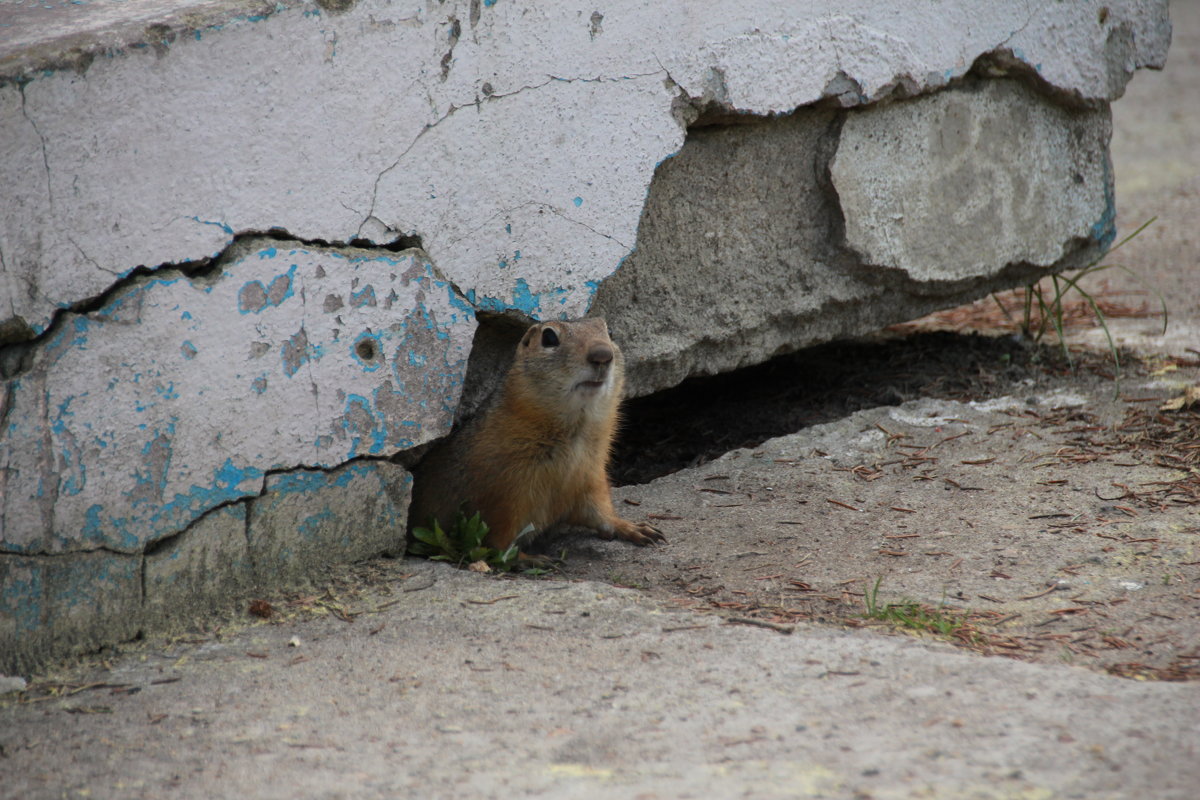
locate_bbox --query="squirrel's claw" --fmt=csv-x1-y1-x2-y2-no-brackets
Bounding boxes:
608,519,666,547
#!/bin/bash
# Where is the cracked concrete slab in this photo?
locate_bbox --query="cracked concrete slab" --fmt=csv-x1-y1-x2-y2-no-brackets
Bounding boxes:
0,238,469,558
0,549,142,674
144,503,251,628
593,80,1113,396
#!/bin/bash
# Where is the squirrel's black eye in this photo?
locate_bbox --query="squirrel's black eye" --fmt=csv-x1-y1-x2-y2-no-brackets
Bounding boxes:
540,328,560,348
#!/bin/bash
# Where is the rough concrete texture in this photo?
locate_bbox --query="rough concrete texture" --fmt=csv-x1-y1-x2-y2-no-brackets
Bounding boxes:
0,549,143,672
0,233,439,669
0,0,1172,668
1,562,1197,799
3,458,412,674
245,461,412,586
595,79,1111,394
144,503,251,626
832,80,1113,284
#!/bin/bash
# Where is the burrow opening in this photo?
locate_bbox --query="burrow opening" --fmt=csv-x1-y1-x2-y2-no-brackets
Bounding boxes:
611,330,1069,487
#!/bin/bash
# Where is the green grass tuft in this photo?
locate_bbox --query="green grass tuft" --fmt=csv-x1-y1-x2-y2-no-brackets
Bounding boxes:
410,512,544,574
862,577,980,643
993,217,1166,380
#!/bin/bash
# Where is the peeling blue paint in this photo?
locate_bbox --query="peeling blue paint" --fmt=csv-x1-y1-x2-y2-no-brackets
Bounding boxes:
573,196,584,207
351,284,377,308
462,277,576,319
52,395,85,496
1,560,43,632
0,553,140,635
191,216,235,236
6,244,470,562
340,394,390,458
238,263,297,314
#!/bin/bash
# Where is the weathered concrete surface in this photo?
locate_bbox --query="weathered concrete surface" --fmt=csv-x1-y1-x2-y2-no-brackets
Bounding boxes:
833,80,1113,285
595,78,1114,394
143,461,411,631
3,459,413,674
1,238,466,553
0,0,1172,669
245,461,411,586
1,562,1196,799
0,235,442,669
0,549,143,671
144,503,251,628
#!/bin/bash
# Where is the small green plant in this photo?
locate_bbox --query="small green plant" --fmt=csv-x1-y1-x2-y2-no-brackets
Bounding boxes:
993,217,1166,377
862,577,978,643
410,512,535,573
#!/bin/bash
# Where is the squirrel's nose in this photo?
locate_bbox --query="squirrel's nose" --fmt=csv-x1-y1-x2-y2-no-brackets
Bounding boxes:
587,344,613,366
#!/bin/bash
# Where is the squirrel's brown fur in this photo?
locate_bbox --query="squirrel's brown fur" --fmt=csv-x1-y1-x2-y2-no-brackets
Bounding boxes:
408,317,663,553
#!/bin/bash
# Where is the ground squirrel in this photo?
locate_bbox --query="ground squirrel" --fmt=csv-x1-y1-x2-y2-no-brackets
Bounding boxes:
408,317,664,554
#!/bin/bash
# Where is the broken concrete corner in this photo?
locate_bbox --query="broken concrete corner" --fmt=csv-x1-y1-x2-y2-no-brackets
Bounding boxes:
595,77,1117,395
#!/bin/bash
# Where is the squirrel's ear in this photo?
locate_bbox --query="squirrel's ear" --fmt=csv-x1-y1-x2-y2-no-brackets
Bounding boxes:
519,325,540,348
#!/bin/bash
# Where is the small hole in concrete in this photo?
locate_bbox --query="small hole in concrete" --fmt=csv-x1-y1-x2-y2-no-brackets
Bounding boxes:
356,339,378,361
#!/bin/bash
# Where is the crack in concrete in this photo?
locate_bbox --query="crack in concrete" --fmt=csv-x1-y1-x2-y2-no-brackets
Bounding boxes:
359,70,666,241
359,80,553,238
439,200,630,256
66,233,118,278
543,204,630,251
997,0,1037,51
0,228,422,379
0,542,145,559
18,82,53,210
0,243,16,323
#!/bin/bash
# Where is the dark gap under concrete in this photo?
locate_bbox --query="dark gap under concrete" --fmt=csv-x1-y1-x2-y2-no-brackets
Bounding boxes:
611,331,1069,487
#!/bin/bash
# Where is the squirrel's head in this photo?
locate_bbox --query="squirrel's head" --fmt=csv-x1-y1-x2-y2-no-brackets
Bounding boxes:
514,317,624,421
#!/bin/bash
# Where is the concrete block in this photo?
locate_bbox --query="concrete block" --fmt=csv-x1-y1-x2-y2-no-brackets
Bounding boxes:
143,503,251,627
831,79,1114,285
247,461,411,586
593,110,864,394
595,80,1116,396
0,239,470,555
0,550,142,674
